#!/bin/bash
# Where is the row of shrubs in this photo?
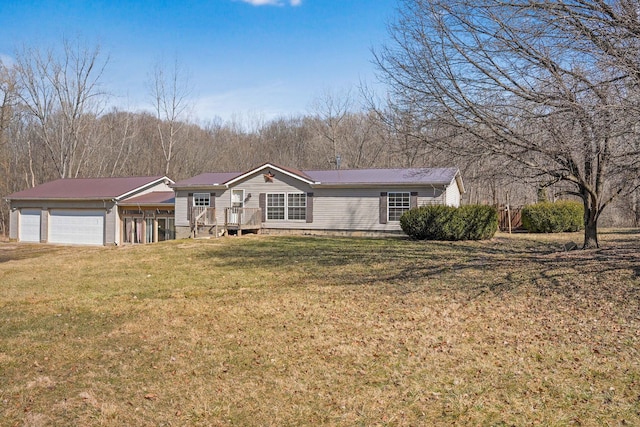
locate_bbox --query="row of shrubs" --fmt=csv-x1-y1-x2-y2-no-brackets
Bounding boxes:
399,200,584,240
400,205,498,240
521,201,584,233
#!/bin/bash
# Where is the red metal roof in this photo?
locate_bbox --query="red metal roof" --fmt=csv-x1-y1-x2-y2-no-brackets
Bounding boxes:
6,176,168,200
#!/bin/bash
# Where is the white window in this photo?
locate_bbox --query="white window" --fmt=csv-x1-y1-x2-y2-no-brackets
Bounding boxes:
388,192,411,221
287,193,307,220
267,194,285,220
193,193,210,207
267,193,306,221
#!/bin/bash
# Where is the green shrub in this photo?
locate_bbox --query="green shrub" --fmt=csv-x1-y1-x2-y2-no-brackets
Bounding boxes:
400,205,498,240
521,201,584,233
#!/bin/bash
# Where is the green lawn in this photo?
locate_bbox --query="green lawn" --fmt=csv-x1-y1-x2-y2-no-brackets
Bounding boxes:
1,231,639,426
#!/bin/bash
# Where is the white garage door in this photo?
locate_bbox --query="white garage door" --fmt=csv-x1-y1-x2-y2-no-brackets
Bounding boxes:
49,210,105,245
19,209,41,242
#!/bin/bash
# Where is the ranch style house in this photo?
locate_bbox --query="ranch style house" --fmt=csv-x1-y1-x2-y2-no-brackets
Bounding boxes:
172,163,464,238
5,163,465,245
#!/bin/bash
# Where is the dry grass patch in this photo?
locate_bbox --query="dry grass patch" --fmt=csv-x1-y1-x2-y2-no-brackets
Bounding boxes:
1,231,639,425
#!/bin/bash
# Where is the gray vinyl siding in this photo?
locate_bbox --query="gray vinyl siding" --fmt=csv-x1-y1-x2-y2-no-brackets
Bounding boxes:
134,181,172,196
174,190,192,227
9,209,17,239
40,209,48,243
301,187,446,232
105,208,117,245
312,188,391,231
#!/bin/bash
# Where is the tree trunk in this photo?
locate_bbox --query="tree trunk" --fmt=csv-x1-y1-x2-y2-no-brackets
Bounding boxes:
583,216,599,249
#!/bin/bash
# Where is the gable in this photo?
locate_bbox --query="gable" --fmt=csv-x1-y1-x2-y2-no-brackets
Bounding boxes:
224,163,317,187
227,168,314,193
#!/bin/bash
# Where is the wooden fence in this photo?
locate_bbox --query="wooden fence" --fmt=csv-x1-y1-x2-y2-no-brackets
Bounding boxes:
497,205,523,232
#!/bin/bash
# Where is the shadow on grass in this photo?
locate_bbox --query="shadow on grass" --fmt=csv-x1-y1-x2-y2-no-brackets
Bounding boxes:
196,232,640,305
0,243,64,263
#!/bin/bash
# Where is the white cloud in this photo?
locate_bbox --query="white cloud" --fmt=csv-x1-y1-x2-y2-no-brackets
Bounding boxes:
239,0,302,6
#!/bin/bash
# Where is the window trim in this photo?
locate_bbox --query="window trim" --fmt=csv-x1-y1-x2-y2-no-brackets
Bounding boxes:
387,191,411,222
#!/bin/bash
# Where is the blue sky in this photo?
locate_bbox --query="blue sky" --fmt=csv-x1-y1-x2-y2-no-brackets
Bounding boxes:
1,0,397,123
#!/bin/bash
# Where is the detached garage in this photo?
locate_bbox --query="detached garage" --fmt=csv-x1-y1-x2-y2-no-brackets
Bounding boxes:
6,176,174,246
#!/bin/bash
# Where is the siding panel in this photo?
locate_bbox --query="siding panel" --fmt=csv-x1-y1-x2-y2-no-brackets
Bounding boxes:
445,181,461,207
9,209,18,240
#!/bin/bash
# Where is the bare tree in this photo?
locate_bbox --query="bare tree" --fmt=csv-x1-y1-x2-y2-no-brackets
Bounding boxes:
150,59,193,176
0,61,17,148
14,39,108,179
375,0,640,248
0,61,19,235
310,89,354,168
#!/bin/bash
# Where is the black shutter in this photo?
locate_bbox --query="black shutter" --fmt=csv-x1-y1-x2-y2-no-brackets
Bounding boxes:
187,193,193,221
379,192,388,224
210,193,216,208
306,192,313,223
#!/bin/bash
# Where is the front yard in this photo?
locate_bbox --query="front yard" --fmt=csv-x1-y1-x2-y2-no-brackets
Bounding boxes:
1,231,639,425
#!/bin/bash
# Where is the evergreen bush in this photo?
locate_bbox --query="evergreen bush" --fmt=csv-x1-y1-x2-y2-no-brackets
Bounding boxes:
400,205,498,240
521,201,584,233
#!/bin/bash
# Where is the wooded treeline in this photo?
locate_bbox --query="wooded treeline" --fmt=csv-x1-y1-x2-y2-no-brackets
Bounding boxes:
1,26,639,237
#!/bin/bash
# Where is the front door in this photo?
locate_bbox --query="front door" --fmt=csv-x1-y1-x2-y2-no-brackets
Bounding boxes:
230,189,244,224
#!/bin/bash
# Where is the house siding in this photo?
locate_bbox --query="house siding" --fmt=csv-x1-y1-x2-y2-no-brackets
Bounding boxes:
134,181,172,196
444,181,461,207
40,209,48,243
105,208,117,245
9,209,17,240
174,190,191,227
278,187,445,232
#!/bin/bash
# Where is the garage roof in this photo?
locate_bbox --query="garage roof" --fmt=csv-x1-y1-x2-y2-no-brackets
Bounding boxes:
6,176,172,201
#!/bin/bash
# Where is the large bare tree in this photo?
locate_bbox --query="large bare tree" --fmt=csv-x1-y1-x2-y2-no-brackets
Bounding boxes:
14,39,108,179
375,0,640,248
150,59,193,176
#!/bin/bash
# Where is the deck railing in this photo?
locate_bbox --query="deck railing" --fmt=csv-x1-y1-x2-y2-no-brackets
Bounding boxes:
225,207,262,228
191,207,217,226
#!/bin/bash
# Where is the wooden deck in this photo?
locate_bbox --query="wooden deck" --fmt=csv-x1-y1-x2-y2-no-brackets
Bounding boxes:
224,207,262,235
191,207,262,237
